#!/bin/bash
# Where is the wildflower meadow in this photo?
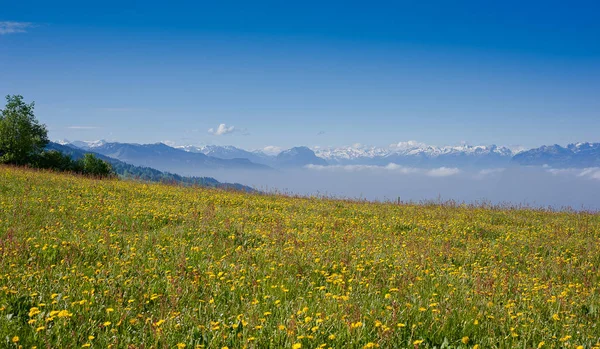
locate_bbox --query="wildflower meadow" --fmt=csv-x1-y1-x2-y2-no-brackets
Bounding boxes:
1,166,599,348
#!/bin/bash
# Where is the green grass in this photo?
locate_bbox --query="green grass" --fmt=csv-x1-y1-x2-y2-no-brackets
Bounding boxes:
1,166,599,348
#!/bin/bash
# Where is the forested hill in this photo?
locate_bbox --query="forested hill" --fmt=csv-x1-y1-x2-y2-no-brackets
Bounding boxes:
46,142,254,192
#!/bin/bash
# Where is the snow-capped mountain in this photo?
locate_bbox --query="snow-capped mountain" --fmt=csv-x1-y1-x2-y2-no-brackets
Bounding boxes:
314,141,516,167
175,145,271,164
313,143,390,162
176,141,517,168
512,142,600,168
55,139,72,146
69,139,107,150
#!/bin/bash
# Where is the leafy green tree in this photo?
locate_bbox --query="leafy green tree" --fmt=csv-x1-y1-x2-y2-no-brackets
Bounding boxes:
0,95,49,165
77,153,113,177
35,150,76,171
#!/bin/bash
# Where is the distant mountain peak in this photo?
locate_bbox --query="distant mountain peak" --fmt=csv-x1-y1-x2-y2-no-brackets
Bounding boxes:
56,139,71,145
276,146,328,167
512,142,600,168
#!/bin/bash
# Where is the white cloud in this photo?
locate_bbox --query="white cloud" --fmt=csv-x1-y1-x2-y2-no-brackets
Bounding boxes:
382,163,421,174
68,126,99,130
208,123,236,136
0,21,35,35
578,168,600,180
426,167,461,177
388,140,428,151
162,140,178,147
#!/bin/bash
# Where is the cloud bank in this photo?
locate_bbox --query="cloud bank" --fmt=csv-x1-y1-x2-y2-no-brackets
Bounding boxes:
546,167,600,180
305,163,461,177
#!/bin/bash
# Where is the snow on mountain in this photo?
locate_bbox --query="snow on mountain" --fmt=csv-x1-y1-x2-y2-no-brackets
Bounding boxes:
314,143,389,161
149,141,521,168
314,141,515,166
513,142,600,168
68,140,107,149
258,146,283,156
55,139,71,145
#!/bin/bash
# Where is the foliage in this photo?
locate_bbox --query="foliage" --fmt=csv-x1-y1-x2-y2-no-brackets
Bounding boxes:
0,95,49,165
1,167,599,348
34,150,78,172
34,150,114,177
78,153,113,177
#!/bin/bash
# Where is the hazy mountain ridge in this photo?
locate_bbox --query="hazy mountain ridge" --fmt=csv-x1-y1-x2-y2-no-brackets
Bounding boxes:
66,141,271,174
276,146,328,167
61,140,600,170
46,142,254,191
512,142,600,168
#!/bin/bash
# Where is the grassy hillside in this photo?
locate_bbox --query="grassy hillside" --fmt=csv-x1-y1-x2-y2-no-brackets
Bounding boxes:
1,167,599,348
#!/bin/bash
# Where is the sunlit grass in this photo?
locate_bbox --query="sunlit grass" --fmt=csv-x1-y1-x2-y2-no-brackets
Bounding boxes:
1,166,599,348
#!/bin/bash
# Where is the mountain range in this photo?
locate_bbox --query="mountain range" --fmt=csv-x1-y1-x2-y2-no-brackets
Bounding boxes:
512,142,600,168
58,139,600,171
314,141,518,167
67,141,270,175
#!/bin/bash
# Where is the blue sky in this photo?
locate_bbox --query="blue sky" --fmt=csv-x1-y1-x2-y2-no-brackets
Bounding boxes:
1,0,599,150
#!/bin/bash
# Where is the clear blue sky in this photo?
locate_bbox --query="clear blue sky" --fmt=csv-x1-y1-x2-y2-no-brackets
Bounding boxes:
1,0,599,150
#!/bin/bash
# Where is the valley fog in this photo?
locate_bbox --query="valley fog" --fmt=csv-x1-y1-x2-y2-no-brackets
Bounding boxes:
196,165,600,211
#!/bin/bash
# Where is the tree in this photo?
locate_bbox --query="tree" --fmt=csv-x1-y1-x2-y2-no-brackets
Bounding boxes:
35,150,76,172
0,95,49,165
77,153,113,177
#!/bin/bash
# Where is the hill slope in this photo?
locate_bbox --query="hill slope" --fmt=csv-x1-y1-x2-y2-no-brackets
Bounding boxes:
46,142,254,191
1,167,599,347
